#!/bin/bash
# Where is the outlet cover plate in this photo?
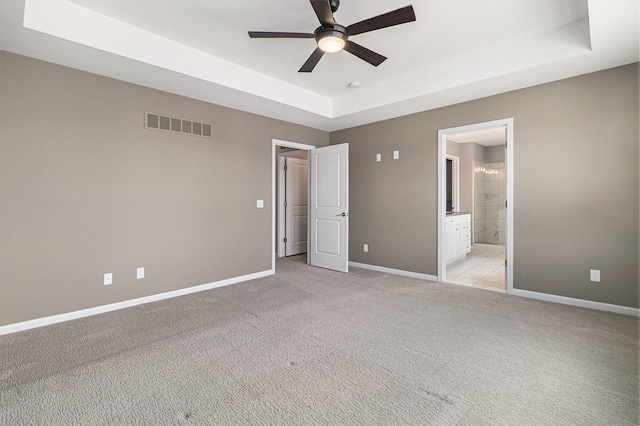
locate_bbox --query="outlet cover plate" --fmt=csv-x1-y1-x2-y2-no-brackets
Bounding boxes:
590,269,601,282
104,273,113,285
137,267,145,279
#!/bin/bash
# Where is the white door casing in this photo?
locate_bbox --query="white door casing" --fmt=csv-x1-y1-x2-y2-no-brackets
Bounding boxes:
272,140,315,272
309,143,349,273
285,157,308,256
437,118,513,293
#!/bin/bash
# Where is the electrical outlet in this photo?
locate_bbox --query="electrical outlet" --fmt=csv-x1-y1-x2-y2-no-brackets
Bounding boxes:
104,273,113,285
590,269,601,282
393,150,399,160
376,153,381,162
363,244,368,252
137,267,145,279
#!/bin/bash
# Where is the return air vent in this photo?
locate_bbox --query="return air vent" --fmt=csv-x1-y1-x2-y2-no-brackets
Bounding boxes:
145,111,212,138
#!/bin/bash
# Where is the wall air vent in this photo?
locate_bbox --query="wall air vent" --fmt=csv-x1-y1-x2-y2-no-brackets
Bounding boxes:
145,112,212,138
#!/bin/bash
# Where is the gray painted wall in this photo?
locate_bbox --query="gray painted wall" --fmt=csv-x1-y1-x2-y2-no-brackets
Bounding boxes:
1,50,637,329
473,143,486,164
0,52,328,326
458,142,505,218
485,145,505,163
458,143,475,215
446,140,460,156
332,63,639,308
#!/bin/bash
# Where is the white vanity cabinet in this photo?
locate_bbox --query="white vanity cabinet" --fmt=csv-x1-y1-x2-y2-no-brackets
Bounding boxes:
446,214,471,264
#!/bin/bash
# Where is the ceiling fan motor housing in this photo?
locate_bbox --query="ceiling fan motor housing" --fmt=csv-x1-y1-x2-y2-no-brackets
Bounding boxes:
315,24,347,53
315,23,347,38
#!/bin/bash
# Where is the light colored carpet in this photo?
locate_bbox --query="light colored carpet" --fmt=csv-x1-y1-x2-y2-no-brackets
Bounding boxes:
1,256,638,425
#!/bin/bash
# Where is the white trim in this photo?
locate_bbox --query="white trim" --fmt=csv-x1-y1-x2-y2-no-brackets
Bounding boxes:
272,139,315,273
505,122,514,294
277,150,306,258
272,139,316,151
349,261,437,282
437,118,514,294
510,289,640,317
277,155,286,257
0,270,273,336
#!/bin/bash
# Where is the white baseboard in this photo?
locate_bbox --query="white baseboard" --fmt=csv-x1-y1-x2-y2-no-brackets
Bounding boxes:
0,269,274,336
4,268,634,336
349,261,437,282
348,262,638,316
510,289,640,317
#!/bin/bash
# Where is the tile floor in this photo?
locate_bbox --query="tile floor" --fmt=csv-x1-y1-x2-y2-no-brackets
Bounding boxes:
446,244,505,293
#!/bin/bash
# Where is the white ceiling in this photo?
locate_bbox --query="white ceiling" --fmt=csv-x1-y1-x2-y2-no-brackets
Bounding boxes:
448,127,506,147
0,0,638,131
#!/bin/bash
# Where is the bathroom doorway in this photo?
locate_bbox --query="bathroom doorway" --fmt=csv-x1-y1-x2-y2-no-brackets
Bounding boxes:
437,119,514,294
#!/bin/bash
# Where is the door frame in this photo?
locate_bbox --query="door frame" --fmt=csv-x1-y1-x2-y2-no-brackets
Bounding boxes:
272,139,315,273
437,118,514,293
277,149,307,258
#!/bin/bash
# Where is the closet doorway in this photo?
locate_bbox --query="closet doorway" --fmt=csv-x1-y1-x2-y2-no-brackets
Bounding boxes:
277,149,309,258
271,139,350,274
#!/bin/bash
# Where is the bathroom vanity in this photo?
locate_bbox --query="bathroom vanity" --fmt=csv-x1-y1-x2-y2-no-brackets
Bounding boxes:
446,213,471,264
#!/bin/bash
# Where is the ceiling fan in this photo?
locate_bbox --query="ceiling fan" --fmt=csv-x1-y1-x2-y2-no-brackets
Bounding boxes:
248,0,416,72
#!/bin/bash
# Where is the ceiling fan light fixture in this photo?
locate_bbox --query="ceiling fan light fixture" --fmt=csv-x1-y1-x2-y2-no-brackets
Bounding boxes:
248,2,416,72
316,29,347,53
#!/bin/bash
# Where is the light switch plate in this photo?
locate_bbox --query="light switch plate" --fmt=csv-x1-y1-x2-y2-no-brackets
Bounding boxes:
363,244,369,252
104,273,113,285
393,150,399,159
257,199,264,208
376,153,381,162
137,267,144,279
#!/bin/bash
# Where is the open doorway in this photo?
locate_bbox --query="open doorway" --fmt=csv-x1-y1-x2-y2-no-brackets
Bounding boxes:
437,119,514,294
271,139,350,274
272,140,314,272
277,149,309,258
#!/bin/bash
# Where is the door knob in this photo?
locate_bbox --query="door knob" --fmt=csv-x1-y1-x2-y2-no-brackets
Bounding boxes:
337,212,349,217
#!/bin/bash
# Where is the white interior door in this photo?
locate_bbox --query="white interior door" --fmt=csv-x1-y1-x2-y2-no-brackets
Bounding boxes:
309,143,349,273
285,157,308,256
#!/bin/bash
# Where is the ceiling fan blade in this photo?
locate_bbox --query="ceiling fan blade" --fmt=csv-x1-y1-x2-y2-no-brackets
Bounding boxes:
299,47,325,72
343,41,387,67
248,31,315,39
310,0,334,27
346,5,416,36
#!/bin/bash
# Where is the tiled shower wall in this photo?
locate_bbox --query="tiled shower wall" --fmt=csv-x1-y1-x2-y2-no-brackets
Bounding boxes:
474,161,505,244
